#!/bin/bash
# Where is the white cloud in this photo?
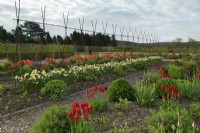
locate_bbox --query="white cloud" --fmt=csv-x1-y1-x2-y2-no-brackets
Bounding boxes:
0,0,199,42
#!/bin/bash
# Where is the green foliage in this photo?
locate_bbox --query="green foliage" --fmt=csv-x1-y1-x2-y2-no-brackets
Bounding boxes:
190,103,200,119
0,84,4,96
168,65,188,79
89,98,108,112
112,66,125,76
144,71,159,83
30,105,70,133
147,108,192,133
41,80,68,99
133,61,151,70
134,83,157,107
70,120,94,133
114,98,131,110
160,98,180,111
175,79,200,100
83,72,97,81
106,78,135,102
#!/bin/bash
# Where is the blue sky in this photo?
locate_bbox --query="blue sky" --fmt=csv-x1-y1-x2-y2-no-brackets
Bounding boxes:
0,0,200,42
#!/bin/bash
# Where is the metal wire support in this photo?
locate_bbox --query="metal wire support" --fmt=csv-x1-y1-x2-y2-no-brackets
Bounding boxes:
63,11,69,44
102,21,107,46
126,27,131,42
79,17,85,46
15,0,21,61
41,6,46,44
91,19,97,46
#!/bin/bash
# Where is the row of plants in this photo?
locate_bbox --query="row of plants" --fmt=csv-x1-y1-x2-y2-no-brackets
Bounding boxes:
13,56,161,98
0,52,144,75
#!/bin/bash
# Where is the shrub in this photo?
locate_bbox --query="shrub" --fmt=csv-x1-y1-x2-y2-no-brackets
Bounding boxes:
30,105,70,133
133,61,151,70
147,108,192,133
41,80,68,99
134,83,157,107
89,98,108,112
190,103,200,119
106,78,135,102
0,84,4,96
112,66,125,76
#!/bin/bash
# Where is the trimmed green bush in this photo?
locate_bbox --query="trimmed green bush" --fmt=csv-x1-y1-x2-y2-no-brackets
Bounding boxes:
41,80,68,99
106,78,135,102
190,103,200,119
30,105,70,133
147,108,192,133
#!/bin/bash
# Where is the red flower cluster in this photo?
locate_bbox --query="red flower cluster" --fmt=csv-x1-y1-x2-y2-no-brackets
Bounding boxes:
102,54,111,58
7,64,19,70
111,53,120,57
87,54,97,59
63,59,71,64
124,53,132,57
162,84,181,101
160,71,170,79
86,84,108,99
74,56,86,62
45,57,56,63
195,70,200,79
68,102,93,122
99,86,108,93
156,66,165,71
181,66,191,71
18,59,33,66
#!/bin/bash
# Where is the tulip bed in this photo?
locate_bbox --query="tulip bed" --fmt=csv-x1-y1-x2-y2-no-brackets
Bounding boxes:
0,54,162,116
29,57,200,133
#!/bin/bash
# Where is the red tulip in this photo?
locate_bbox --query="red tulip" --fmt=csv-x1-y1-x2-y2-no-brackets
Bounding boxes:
75,114,80,122
196,70,199,75
161,84,165,91
178,92,182,98
81,102,88,109
68,111,74,119
83,113,89,120
76,107,81,115
89,105,94,113
167,93,171,99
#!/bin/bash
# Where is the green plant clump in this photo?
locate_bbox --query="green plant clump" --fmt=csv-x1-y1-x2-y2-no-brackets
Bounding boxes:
134,83,156,107
30,105,70,133
190,103,200,119
147,108,192,133
89,98,108,112
112,66,125,76
0,84,4,96
106,78,135,102
41,79,68,99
